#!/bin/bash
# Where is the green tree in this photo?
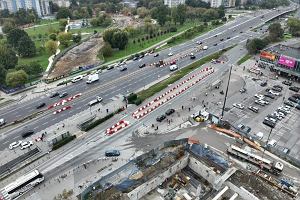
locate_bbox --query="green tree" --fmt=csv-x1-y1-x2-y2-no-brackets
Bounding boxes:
137,7,150,18
0,9,10,18
45,40,58,55
287,18,300,37
49,2,59,12
0,65,7,84
56,7,72,19
112,30,128,50
16,62,43,75
268,23,284,41
58,32,72,47
100,42,113,57
2,21,16,34
6,70,28,87
17,36,36,57
0,44,18,70
103,28,119,45
72,33,81,43
7,28,29,48
49,33,57,41
246,38,268,54
90,18,99,27
155,4,169,26
175,4,187,25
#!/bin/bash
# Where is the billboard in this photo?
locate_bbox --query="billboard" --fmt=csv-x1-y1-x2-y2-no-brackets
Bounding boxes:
260,51,275,61
278,55,296,68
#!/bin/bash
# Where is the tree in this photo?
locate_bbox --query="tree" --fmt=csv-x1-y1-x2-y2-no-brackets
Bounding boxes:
72,33,81,43
100,42,113,57
287,18,300,37
49,1,59,13
0,9,10,18
7,28,29,48
6,70,28,87
56,7,72,19
268,23,284,41
58,32,72,47
175,4,187,25
185,0,210,8
112,30,128,50
155,4,168,26
103,28,119,45
0,65,7,84
0,44,18,70
2,21,16,34
49,33,57,41
45,40,58,55
17,36,36,57
16,62,43,75
246,38,268,54
137,7,150,18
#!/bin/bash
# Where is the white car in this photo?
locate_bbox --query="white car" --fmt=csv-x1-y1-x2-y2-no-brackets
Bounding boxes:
20,141,33,150
265,117,276,123
71,75,83,83
9,141,22,150
254,94,264,99
169,64,178,71
255,132,264,140
259,99,269,105
269,90,281,96
267,139,277,147
233,103,245,110
274,112,284,118
168,52,173,56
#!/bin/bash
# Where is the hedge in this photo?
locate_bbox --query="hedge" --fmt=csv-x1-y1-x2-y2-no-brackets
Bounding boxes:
52,135,76,150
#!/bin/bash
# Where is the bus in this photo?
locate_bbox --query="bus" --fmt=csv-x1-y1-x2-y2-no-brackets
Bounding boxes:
0,170,44,200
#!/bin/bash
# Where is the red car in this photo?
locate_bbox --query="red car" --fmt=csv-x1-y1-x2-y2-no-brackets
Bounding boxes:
170,60,176,65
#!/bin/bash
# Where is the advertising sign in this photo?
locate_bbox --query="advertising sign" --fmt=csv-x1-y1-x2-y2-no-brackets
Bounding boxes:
278,55,296,68
260,51,275,61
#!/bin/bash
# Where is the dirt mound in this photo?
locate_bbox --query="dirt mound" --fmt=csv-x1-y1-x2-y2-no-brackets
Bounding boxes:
48,35,103,79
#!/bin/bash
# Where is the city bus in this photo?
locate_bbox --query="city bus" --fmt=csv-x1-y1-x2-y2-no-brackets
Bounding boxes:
0,170,44,200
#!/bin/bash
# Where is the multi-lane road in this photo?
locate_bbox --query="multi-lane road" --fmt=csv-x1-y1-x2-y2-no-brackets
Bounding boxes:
0,5,296,151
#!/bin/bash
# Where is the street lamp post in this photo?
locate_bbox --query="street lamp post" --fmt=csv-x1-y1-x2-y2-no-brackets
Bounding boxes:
262,128,273,159
221,64,233,118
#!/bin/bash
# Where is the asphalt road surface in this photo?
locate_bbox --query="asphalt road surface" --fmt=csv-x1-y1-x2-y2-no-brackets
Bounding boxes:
0,6,296,151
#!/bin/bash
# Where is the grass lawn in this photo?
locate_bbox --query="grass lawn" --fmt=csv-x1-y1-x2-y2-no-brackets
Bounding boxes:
25,22,60,38
18,51,50,70
137,46,233,102
237,54,252,65
104,22,198,62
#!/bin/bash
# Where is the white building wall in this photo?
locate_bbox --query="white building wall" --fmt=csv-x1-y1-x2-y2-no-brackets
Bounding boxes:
0,0,50,16
164,0,185,8
210,0,223,7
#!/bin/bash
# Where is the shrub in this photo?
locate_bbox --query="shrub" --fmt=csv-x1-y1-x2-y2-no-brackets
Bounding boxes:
170,27,177,32
52,135,76,150
127,93,137,104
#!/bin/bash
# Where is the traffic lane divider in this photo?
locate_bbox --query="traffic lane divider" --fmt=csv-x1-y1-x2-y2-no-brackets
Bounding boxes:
106,120,129,135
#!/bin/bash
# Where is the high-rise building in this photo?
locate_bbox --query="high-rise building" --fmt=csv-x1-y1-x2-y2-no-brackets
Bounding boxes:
50,0,70,8
210,0,223,7
164,0,185,7
0,0,50,16
223,0,236,7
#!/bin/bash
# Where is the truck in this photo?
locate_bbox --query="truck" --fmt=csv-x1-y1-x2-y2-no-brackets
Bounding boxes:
88,96,103,106
86,74,99,84
227,145,284,175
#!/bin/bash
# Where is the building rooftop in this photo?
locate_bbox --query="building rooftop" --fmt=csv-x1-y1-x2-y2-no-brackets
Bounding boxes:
266,44,300,60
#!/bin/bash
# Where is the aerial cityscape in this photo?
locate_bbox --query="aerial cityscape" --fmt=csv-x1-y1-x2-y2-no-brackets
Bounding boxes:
0,0,300,199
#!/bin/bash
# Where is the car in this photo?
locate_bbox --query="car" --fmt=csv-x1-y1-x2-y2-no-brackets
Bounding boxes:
260,99,269,105
21,130,34,138
71,75,83,83
263,119,275,128
282,80,292,86
156,114,166,122
165,109,175,116
96,69,102,74
283,148,290,154
254,94,264,99
20,141,33,150
170,60,176,65
227,36,231,39
248,106,259,113
50,92,59,98
255,100,265,106
9,141,22,150
273,85,283,89
269,90,281,96
132,56,139,61
139,64,146,68
270,113,282,120
265,117,277,123
277,109,288,115
296,104,300,110
273,112,284,118
190,55,196,59
107,65,114,70
237,124,251,134
233,29,236,32
288,96,298,103
59,92,68,98
168,52,173,56
255,132,264,140
105,150,120,157
239,88,246,93
154,53,159,57
272,87,282,92
292,93,300,100
240,31,243,33
264,93,275,99
267,139,277,148
260,81,267,87
213,43,218,46
196,41,202,45
289,86,300,92
169,64,178,71
278,107,290,113
233,103,244,110
220,38,224,41
0,118,6,126
214,34,218,37
36,103,46,109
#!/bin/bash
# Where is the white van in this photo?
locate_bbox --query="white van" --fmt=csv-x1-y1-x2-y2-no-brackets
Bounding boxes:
71,75,83,83
169,64,178,71
203,46,208,50
0,118,6,126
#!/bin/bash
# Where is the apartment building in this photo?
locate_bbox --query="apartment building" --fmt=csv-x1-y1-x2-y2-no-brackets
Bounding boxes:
164,0,185,7
0,0,50,16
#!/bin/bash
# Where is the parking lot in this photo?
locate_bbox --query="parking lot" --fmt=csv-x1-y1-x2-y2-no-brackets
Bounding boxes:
222,59,300,161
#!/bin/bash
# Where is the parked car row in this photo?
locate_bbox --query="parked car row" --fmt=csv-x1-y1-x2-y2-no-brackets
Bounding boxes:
263,104,294,128
9,140,33,150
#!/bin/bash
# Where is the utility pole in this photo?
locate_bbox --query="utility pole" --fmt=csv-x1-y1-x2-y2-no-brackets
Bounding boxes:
221,64,233,118
262,128,273,159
